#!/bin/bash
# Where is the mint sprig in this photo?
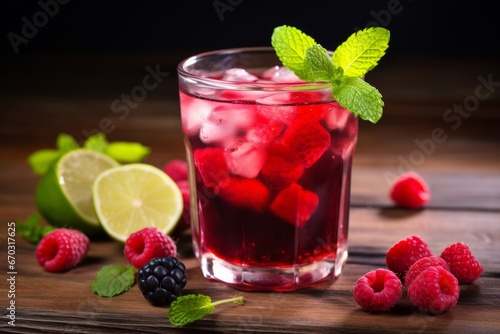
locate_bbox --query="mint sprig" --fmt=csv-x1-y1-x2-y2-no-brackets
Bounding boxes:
16,213,56,244
271,25,390,123
168,294,244,327
28,132,151,175
271,25,316,81
91,264,135,297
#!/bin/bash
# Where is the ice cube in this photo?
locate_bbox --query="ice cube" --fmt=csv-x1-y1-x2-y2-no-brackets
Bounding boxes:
247,115,285,147
222,68,259,82
262,66,303,83
216,104,255,125
180,92,212,136
324,102,351,130
225,142,266,178
256,93,300,125
199,104,256,145
199,121,236,145
262,66,280,80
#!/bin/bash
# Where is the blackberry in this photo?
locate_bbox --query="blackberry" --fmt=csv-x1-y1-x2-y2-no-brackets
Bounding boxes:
137,256,187,306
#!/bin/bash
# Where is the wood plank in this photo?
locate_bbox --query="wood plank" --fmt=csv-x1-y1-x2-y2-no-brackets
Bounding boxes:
4,208,499,333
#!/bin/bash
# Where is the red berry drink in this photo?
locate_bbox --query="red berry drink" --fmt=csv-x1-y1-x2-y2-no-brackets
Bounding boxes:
178,48,358,291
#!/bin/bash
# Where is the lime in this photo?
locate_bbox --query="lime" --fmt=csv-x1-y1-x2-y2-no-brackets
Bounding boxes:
35,149,120,235
92,163,183,242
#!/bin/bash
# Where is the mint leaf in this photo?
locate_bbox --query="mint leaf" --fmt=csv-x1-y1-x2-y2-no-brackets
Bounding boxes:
27,149,61,175
91,264,135,297
303,44,343,83
17,213,56,244
332,76,384,123
271,25,389,123
84,133,109,152
168,294,244,327
332,27,390,78
28,132,151,175
271,25,316,81
105,142,151,163
56,133,79,153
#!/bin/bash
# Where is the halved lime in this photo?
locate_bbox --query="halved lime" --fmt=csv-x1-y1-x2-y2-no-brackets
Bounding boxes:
92,163,183,242
35,149,120,235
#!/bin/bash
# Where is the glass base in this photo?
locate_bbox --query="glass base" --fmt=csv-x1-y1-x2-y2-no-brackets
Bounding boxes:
199,249,348,292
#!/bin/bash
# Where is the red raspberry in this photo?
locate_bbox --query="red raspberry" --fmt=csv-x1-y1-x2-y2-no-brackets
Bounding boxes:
281,117,330,168
408,266,460,314
260,155,303,190
124,227,177,269
269,183,319,227
194,147,229,189
260,144,304,191
35,228,89,272
405,256,450,287
386,235,433,277
163,159,188,182
440,242,483,284
217,177,270,212
353,268,402,312
389,171,430,209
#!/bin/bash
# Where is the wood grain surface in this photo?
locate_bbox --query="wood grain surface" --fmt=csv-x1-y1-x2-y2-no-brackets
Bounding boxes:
1,54,499,333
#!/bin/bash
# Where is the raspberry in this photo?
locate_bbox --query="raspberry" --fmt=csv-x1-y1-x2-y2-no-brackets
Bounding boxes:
353,268,402,312
386,235,433,277
408,266,460,314
35,228,89,272
389,171,430,209
405,256,450,287
124,227,177,269
163,159,188,182
217,177,270,212
269,183,319,227
281,117,330,168
137,256,187,306
440,242,483,284
260,154,303,191
194,147,229,189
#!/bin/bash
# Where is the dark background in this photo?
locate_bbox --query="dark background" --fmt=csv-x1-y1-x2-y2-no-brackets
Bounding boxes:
1,0,498,58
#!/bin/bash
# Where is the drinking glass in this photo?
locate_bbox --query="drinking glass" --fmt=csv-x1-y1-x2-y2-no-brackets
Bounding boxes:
177,47,358,291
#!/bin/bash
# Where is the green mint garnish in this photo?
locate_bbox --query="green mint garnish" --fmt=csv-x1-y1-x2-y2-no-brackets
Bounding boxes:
332,27,390,77
16,213,56,244
168,294,244,327
57,133,79,153
271,25,390,123
28,149,61,175
28,132,151,174
271,25,316,81
91,264,135,297
83,132,109,152
104,142,151,163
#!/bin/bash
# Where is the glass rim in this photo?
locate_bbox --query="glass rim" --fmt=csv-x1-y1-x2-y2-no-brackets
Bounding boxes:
177,47,331,92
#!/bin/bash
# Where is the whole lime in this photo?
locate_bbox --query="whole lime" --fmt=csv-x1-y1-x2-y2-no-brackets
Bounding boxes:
35,149,119,235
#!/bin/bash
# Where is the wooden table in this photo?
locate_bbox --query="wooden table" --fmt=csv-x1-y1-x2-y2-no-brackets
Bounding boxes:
1,54,499,333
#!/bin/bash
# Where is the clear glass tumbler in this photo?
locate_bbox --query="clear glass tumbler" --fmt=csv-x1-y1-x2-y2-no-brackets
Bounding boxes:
177,47,358,291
